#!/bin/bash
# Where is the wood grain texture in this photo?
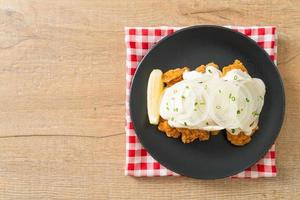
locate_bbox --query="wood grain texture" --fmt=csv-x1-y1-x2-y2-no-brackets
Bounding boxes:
0,0,299,199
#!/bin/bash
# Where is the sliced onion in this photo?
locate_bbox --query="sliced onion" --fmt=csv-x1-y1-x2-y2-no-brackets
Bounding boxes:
160,73,266,132
235,81,256,131
202,125,224,131
226,128,242,135
241,79,265,116
160,80,210,128
233,78,265,132
208,80,240,129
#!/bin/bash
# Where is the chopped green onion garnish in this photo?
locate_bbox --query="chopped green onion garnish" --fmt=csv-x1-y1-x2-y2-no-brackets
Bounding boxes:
246,98,250,102
237,110,240,114
199,101,206,105
259,96,263,100
206,122,209,125
218,89,222,93
216,105,221,109
184,122,187,126
185,86,189,89
208,69,212,73
194,102,198,106
174,108,178,112
234,75,238,80
231,129,235,133
181,95,185,99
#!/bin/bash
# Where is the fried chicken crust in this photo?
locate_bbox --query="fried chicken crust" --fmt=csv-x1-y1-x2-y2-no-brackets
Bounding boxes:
195,65,206,73
158,119,181,138
177,128,209,143
162,67,189,87
158,119,209,143
222,59,248,76
226,132,252,146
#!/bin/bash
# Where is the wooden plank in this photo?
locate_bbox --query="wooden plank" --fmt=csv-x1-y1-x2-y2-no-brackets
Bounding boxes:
0,28,126,137
0,136,299,199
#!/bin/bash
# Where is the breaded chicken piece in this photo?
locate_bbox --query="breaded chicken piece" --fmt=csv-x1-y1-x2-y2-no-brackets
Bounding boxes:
222,59,248,76
195,62,219,73
193,129,210,141
160,64,218,143
226,132,252,146
195,65,206,73
158,119,181,138
177,128,209,143
223,60,258,146
166,76,184,87
158,119,209,143
162,67,189,87
227,126,259,146
159,60,257,146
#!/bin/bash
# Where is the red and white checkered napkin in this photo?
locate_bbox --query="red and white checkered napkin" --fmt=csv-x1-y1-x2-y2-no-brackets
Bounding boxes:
125,26,277,178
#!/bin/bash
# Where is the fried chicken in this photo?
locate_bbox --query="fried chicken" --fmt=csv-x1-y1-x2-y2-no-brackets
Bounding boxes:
195,65,206,73
226,132,252,146
226,126,259,146
158,119,209,143
158,60,259,146
177,128,209,143
158,119,181,138
162,67,189,87
222,59,248,76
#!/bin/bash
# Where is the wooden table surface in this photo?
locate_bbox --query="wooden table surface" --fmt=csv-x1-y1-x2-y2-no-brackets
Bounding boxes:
0,0,299,199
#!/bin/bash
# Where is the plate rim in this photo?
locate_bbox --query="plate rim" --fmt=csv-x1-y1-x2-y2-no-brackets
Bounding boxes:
129,25,285,179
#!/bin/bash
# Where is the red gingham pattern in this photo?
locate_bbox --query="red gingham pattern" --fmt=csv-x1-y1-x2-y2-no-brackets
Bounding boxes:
125,26,277,178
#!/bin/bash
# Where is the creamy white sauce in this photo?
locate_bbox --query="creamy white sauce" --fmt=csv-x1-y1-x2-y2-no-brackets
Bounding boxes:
159,67,266,135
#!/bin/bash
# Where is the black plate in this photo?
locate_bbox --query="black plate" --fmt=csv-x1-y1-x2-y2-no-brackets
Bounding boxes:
129,25,285,179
